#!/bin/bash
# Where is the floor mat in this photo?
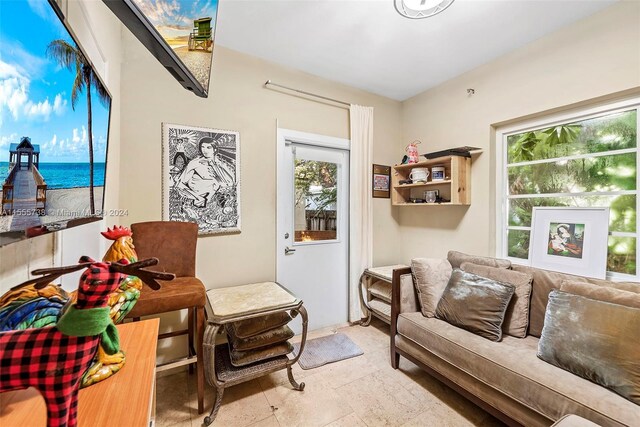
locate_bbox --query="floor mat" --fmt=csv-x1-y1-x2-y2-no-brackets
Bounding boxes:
291,332,364,370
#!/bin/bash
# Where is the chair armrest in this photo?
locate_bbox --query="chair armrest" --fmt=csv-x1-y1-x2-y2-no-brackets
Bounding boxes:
390,267,417,337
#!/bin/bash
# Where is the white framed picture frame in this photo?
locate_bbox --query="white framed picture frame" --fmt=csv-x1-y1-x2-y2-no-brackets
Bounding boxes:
162,123,241,235
529,207,609,279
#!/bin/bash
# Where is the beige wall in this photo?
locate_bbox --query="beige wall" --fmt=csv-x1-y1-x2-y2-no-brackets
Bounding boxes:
0,0,122,294
119,40,403,290
399,1,640,261
120,37,402,361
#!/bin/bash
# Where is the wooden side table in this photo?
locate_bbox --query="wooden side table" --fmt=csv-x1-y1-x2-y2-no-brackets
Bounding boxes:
359,265,409,326
202,282,308,426
0,319,159,427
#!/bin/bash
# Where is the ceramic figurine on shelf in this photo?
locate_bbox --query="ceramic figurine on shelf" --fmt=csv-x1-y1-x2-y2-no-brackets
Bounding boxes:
0,257,172,427
405,140,421,164
0,226,160,388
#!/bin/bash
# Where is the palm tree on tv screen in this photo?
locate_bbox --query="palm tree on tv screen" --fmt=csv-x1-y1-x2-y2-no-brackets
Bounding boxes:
47,39,109,214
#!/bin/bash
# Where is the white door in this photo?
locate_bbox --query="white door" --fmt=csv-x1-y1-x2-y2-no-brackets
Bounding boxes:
277,129,349,332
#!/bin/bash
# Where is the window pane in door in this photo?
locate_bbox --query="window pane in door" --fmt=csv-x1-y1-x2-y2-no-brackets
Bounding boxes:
294,159,338,242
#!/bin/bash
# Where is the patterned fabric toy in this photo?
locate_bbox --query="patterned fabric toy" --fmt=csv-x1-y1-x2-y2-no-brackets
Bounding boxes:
0,257,172,427
0,226,149,388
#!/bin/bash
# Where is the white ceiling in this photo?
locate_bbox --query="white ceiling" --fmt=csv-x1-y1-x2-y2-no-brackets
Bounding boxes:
215,0,618,101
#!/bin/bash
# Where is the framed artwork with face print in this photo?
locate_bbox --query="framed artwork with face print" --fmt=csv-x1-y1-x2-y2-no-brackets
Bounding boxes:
162,123,240,235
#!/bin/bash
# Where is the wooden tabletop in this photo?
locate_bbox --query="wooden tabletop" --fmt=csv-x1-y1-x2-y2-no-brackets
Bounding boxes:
0,319,159,427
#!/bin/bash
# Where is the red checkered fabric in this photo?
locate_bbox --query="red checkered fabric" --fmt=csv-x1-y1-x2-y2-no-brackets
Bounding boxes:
0,258,125,427
76,256,124,309
0,328,99,427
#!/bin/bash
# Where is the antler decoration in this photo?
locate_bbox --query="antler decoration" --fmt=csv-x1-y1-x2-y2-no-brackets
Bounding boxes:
10,257,175,292
10,262,95,291
109,258,175,290
101,225,133,241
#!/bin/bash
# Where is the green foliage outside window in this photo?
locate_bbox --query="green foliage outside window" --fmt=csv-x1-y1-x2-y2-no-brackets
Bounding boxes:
294,159,338,220
506,110,637,275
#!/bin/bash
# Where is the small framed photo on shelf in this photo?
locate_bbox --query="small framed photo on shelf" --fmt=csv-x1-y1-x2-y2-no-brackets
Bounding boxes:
372,164,391,198
529,207,609,279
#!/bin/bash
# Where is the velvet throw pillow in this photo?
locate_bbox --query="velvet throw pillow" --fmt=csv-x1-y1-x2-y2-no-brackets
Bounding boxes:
369,279,392,303
229,341,294,367
228,311,292,339
538,290,640,405
411,258,453,317
446,251,511,270
226,324,295,351
560,280,640,309
461,262,533,338
435,269,515,341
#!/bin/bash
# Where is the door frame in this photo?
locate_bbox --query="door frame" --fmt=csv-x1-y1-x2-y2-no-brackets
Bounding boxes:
276,127,350,280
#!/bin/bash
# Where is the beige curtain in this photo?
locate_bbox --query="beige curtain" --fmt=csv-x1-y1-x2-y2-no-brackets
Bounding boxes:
349,104,374,322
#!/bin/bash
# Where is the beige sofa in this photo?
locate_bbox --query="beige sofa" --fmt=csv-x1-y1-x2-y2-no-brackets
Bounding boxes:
389,253,639,427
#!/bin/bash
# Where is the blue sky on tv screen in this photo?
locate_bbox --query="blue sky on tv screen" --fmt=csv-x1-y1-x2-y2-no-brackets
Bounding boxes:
0,0,110,164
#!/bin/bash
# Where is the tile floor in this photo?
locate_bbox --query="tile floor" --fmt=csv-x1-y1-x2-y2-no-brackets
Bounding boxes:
156,318,504,427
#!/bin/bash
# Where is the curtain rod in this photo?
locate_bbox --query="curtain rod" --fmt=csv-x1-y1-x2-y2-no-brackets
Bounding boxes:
264,80,351,107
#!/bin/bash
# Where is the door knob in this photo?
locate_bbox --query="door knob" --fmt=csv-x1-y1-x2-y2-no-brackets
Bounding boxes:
285,247,296,255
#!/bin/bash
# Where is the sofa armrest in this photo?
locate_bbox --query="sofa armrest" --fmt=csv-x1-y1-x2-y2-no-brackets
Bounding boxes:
390,267,416,368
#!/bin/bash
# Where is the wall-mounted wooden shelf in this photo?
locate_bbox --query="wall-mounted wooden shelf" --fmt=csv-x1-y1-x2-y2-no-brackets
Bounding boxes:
392,155,471,206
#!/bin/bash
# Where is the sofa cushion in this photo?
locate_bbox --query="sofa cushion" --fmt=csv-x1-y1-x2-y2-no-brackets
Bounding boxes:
229,341,294,367
226,324,295,351
411,258,452,317
511,264,640,337
228,311,292,339
368,279,392,303
435,269,515,341
368,297,391,322
396,312,639,426
461,262,533,338
447,250,511,269
551,414,602,427
561,280,640,309
538,290,640,405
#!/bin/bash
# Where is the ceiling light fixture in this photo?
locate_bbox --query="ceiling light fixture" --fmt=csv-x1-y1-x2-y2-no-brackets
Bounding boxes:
394,0,455,19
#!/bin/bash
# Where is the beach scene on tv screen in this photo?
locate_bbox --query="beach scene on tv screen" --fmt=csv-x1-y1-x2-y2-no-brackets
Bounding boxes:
0,0,110,234
131,0,218,90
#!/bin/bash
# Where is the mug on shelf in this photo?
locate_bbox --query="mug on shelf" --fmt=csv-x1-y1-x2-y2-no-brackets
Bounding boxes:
409,168,429,183
431,165,445,181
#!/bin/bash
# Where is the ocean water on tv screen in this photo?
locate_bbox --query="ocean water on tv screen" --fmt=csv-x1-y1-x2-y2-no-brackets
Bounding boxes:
0,162,105,190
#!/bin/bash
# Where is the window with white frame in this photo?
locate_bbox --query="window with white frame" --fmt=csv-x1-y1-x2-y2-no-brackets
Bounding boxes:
497,100,639,279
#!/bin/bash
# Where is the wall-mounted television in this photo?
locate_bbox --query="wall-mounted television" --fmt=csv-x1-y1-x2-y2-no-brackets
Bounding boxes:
0,0,112,247
103,0,219,98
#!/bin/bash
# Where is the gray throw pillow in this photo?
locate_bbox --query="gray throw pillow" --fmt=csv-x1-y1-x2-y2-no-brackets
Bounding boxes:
228,311,292,338
447,250,511,270
226,324,295,351
411,258,453,317
538,290,640,405
435,269,515,341
461,262,533,338
229,341,294,367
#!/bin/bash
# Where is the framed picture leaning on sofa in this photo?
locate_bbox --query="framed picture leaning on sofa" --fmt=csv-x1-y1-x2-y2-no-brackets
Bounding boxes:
529,207,609,279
